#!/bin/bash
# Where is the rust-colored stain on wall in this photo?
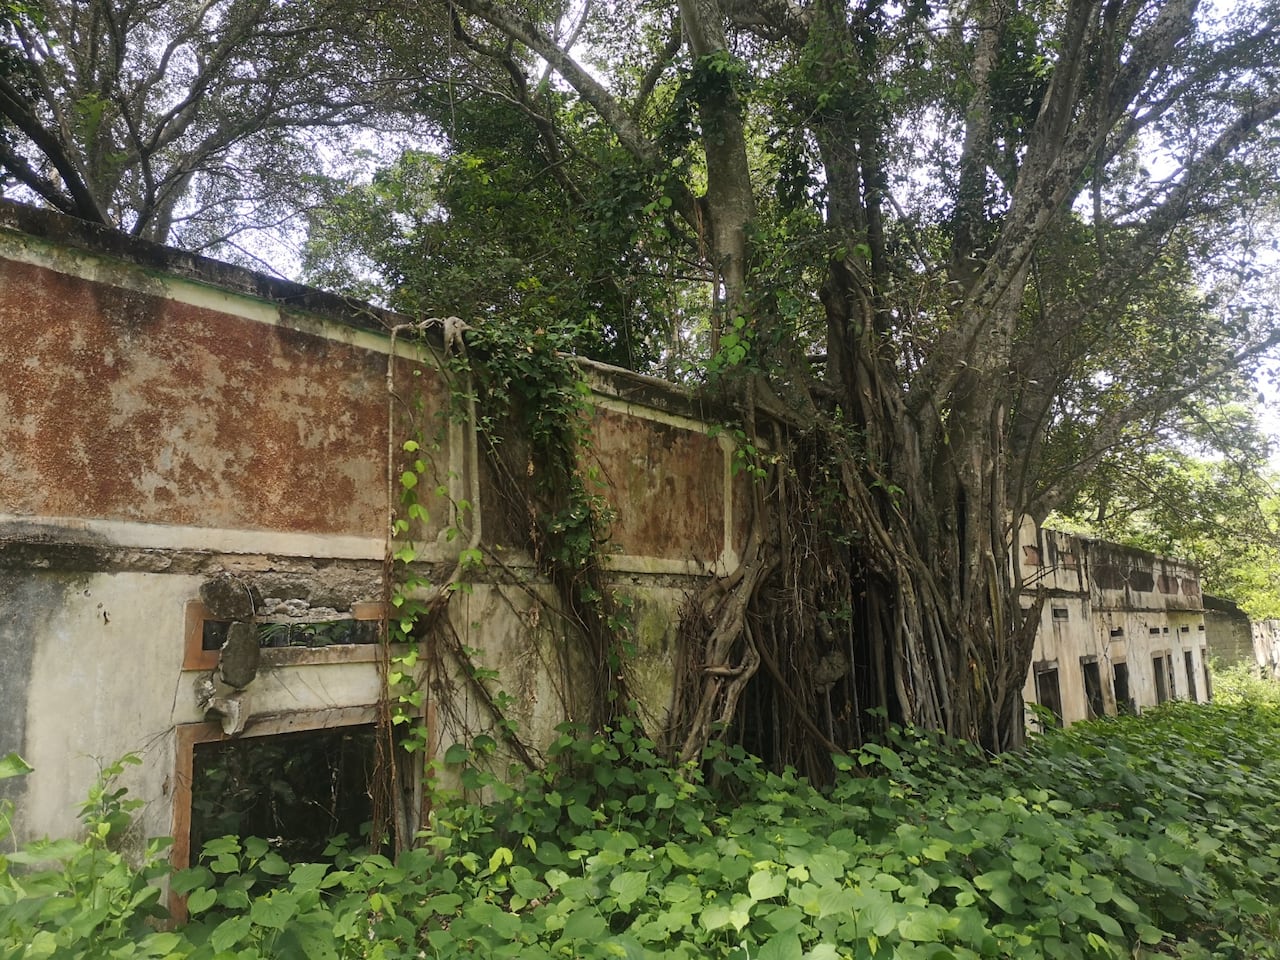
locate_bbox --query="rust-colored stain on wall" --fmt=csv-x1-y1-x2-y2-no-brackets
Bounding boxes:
587,409,723,561
0,260,443,538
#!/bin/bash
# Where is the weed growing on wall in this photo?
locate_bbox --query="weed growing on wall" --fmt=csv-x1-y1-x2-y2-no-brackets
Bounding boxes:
378,319,639,824
8,703,1280,957
440,322,634,731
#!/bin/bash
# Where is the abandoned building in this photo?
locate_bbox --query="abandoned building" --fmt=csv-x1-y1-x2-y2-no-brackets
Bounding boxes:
0,200,1243,868
1018,526,1210,727
0,200,744,865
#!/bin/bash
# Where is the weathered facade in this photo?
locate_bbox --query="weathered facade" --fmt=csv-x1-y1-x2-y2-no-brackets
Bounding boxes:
0,202,740,862
1251,619,1280,679
0,202,1225,869
1020,525,1209,727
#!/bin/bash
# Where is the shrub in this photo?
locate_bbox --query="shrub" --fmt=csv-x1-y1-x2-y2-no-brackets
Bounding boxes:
4,698,1280,958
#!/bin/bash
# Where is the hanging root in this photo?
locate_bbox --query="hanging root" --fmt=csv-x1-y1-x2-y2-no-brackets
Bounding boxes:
669,535,775,763
668,397,1029,779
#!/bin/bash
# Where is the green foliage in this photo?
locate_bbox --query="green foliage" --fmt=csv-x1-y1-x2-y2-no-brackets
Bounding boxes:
1055,406,1280,619
1207,661,1280,709
445,321,633,723
0,752,32,850
8,702,1280,957
303,135,682,371
0,754,177,958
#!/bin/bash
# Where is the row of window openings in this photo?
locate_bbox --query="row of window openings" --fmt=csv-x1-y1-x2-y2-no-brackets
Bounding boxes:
1051,605,1204,635
1024,550,1193,597
1023,546,1077,568
1105,624,1204,637
1034,651,1208,726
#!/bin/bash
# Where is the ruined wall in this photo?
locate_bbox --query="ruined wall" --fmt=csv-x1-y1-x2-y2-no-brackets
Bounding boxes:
1253,620,1280,679
0,201,1225,860
1020,525,1207,726
0,202,735,854
1203,595,1255,670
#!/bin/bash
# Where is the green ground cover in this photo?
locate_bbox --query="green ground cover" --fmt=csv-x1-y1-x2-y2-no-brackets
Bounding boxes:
4,687,1280,959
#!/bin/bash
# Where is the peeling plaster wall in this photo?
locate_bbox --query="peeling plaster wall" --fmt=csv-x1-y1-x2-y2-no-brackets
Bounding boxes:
0,202,1217,852
0,202,737,850
1253,620,1280,679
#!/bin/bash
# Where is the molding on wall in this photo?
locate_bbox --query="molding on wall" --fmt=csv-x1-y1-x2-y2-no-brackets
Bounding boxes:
0,512,391,561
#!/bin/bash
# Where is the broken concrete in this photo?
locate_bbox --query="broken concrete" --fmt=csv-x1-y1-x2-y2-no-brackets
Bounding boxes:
0,201,737,855
0,199,1221,862
200,573,257,620
218,622,261,689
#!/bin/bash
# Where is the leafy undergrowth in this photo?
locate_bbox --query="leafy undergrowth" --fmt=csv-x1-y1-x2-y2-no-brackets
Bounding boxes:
1206,661,1280,708
5,700,1280,959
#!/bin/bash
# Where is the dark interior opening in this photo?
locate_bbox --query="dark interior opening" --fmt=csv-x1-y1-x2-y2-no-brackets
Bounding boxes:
1153,654,1171,704
1184,650,1197,702
202,618,378,651
1081,659,1105,719
189,725,376,862
1034,667,1062,727
1112,662,1134,714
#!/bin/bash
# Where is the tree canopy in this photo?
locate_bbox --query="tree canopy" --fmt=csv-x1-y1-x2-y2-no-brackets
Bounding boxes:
0,0,422,251
1055,403,1280,620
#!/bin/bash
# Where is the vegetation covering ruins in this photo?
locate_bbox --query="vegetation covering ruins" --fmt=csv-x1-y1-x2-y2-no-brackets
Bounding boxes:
6,690,1280,958
6,9,1280,960
6,0,1280,765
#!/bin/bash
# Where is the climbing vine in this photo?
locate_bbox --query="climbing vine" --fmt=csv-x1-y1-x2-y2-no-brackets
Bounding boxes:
447,321,634,731
375,318,636,846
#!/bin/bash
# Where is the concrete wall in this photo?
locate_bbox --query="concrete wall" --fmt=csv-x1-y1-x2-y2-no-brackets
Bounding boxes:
0,203,737,854
1020,524,1208,727
1203,595,1255,669
1253,620,1280,679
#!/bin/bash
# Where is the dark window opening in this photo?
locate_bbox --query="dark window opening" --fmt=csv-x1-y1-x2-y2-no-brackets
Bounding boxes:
1051,607,1069,621
1179,625,1190,634
1198,624,1205,631
189,726,378,864
1081,659,1105,719
1162,626,1170,634
1034,667,1063,727
1109,627,1124,638
1184,651,1197,702
1149,627,1161,636
202,618,379,651
1153,654,1173,704
1113,662,1134,715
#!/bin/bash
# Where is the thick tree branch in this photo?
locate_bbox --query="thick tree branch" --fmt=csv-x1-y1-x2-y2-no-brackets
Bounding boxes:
0,74,110,223
446,0,657,165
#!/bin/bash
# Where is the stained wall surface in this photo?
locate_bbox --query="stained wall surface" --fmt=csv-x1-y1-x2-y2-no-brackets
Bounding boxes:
1020,523,1208,727
0,203,735,852
0,201,1222,858
1203,595,1255,669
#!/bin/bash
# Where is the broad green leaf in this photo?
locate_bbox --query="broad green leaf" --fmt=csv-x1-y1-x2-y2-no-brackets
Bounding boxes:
564,908,608,940
0,753,32,779
610,870,649,909
209,914,252,952
749,869,788,901
757,932,803,960
185,887,217,915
